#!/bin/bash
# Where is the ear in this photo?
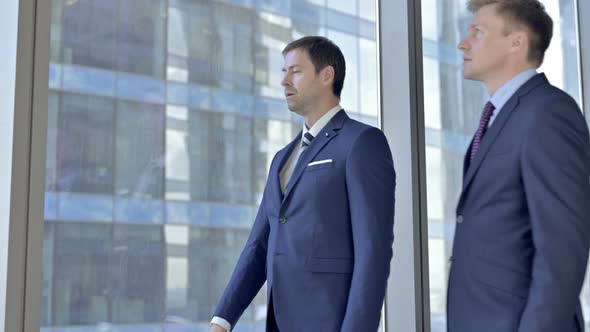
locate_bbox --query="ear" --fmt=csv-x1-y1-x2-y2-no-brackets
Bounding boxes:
510,31,528,54
321,66,335,86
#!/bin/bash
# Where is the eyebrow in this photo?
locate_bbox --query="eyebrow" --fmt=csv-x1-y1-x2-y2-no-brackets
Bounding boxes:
469,22,487,30
282,65,301,72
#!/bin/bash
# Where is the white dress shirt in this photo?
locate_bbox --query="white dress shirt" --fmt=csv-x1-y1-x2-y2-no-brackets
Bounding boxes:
279,105,342,192
210,104,342,331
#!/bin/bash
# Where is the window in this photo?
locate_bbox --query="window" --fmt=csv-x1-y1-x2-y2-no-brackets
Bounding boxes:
422,1,583,330
41,1,379,331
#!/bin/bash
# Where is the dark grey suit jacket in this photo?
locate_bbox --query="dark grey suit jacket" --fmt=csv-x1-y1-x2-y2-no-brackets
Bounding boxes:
448,74,590,332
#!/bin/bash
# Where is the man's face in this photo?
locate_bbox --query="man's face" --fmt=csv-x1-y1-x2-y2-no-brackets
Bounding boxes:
458,4,514,82
281,49,325,115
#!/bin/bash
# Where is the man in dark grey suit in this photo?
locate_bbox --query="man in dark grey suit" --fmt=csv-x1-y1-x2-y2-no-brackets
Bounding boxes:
448,1,590,331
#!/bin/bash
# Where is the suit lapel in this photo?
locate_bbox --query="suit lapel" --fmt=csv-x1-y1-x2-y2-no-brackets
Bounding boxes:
463,138,474,177
269,136,299,209
461,97,519,191
281,110,349,205
457,74,549,210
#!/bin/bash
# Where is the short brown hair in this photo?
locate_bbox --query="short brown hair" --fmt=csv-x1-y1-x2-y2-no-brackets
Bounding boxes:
282,36,346,98
467,0,553,66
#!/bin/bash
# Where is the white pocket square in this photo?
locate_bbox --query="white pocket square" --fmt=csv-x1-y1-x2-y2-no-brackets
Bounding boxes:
308,159,333,166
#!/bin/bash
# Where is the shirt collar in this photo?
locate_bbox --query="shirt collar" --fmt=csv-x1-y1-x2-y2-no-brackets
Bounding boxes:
489,68,537,112
302,104,342,140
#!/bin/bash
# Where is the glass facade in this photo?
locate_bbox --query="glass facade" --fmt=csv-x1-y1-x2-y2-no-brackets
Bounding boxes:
3,0,583,331
422,1,584,331
41,1,378,332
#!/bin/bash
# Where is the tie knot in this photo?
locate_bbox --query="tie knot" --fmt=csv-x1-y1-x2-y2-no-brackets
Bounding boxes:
482,101,495,119
302,132,314,148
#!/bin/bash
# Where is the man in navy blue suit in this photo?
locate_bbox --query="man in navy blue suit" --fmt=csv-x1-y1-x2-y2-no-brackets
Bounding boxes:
448,1,590,331
209,36,396,332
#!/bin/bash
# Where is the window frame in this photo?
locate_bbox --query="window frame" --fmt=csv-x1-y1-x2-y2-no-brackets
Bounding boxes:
2,0,589,331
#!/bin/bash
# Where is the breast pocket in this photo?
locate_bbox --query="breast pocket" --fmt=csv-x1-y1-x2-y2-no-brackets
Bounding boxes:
305,159,334,172
486,148,513,158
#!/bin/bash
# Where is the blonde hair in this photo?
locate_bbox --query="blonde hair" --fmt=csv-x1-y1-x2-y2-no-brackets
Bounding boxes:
467,0,553,66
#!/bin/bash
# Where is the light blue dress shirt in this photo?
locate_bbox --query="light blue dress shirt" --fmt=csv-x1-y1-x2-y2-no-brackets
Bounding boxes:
488,68,538,127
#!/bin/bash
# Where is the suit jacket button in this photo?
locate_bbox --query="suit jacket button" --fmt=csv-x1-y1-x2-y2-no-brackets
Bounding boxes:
457,215,463,223
279,216,287,223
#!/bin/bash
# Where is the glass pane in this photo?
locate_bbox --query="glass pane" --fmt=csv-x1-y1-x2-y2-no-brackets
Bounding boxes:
56,93,115,195
327,0,357,16
422,1,582,331
115,100,165,199
359,0,376,22
41,0,379,331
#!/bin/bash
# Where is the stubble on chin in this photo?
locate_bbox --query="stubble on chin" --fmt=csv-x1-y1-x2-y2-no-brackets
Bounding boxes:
287,101,304,115
287,103,298,113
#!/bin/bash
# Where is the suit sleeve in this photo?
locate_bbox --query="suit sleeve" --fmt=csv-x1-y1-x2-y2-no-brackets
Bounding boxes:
518,99,590,332
212,160,274,327
340,127,396,332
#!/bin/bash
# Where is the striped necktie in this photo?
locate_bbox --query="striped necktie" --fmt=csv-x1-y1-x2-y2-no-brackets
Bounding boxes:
470,101,495,161
301,132,314,153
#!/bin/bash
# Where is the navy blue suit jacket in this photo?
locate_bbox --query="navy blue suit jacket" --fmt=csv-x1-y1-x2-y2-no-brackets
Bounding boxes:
214,110,396,331
448,74,590,332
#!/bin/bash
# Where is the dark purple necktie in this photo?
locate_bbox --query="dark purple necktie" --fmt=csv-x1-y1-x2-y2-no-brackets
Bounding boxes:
470,101,495,161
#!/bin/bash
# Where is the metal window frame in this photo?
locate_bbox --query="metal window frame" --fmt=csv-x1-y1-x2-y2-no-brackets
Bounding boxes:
378,0,430,331
2,0,51,331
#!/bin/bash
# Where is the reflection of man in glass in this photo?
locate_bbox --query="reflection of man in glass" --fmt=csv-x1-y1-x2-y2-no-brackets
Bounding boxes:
209,36,396,332
449,1,590,331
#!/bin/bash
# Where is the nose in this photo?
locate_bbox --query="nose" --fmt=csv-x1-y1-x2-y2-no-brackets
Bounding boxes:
458,37,469,51
281,72,291,87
